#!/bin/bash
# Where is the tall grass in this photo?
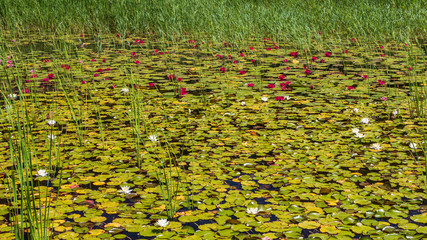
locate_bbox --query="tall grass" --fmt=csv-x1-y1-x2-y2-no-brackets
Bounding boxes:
0,0,425,45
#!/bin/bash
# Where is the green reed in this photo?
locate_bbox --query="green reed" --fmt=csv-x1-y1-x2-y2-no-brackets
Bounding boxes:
2,86,62,240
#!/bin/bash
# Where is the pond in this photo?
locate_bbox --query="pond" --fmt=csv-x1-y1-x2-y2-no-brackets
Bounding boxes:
0,34,426,239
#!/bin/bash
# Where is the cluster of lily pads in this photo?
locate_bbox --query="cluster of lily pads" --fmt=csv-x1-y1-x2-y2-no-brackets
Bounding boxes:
0,34,426,239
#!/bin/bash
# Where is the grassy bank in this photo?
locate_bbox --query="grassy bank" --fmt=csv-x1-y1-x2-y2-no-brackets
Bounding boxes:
0,0,426,44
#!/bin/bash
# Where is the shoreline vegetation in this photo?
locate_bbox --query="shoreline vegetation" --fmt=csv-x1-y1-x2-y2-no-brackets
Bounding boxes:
0,0,426,45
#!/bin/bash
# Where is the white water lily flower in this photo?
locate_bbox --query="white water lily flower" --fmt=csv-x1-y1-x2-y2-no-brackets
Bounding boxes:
246,207,259,215
409,142,417,149
355,132,365,138
155,219,169,227
36,169,48,177
284,96,291,100
47,120,56,126
8,93,17,99
47,134,56,140
371,143,381,150
392,109,398,116
354,108,359,113
261,97,268,102
121,88,129,94
352,128,360,134
119,185,132,195
148,135,158,142
361,118,370,124
241,101,246,106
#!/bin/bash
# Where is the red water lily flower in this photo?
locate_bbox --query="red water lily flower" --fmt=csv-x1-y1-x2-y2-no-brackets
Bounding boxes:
348,86,355,90
179,88,188,96
168,74,175,80
81,80,86,84
97,68,103,73
134,60,140,64
239,71,246,75
290,52,298,57
304,69,312,75
325,52,331,57
239,53,244,57
233,60,238,64
312,56,318,61
220,67,226,73
91,59,95,62
278,75,285,80
283,59,288,62
149,83,155,87
342,50,348,53
247,83,254,87
94,74,99,77
48,74,54,79
22,89,29,93
280,82,291,89
274,46,279,49
251,59,256,64
217,55,224,59
30,74,38,78
382,97,387,101
267,84,275,89
249,47,254,50
310,85,314,90
177,78,182,81
266,47,272,51
362,75,368,79
43,78,49,82
44,59,50,62
320,59,325,63
275,96,284,101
